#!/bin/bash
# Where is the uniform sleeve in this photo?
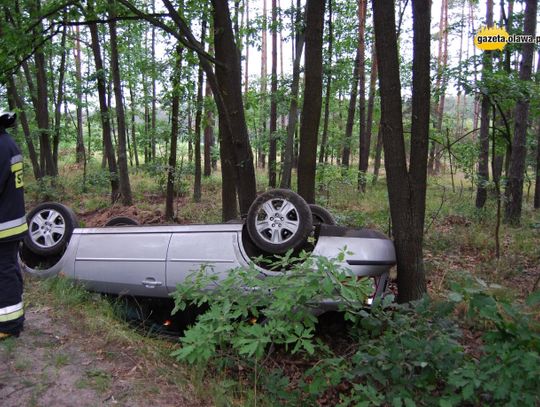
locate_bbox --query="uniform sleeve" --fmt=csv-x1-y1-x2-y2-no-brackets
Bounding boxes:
0,139,12,196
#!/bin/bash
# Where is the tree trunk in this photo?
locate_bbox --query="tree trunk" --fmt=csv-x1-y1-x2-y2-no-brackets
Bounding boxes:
372,127,383,184
53,25,67,172
534,51,540,209
194,20,207,203
372,0,430,302
475,0,493,209
6,76,41,179
259,0,268,169
166,46,182,221
268,0,278,187
88,0,119,200
32,6,55,176
109,3,133,206
73,25,86,164
365,44,378,185
280,6,304,189
212,0,257,216
203,76,214,177
318,0,333,164
341,50,360,169
151,0,157,161
504,0,537,224
357,0,368,191
128,83,139,167
297,0,325,203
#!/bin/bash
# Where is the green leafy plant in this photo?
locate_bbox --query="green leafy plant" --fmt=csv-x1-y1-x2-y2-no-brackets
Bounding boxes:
170,251,372,365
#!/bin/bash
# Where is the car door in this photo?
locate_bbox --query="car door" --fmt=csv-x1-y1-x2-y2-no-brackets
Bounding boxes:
166,230,242,293
74,229,171,297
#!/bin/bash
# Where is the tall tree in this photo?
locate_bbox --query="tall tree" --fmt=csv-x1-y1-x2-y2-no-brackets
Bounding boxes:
504,0,537,224
297,0,325,203
194,20,207,203
534,50,540,210
73,25,86,164
372,0,431,302
341,50,360,168
318,0,333,164
31,0,55,176
357,0,368,191
268,0,278,187
165,45,182,221
109,1,133,205
280,0,304,189
475,0,493,208
88,0,119,200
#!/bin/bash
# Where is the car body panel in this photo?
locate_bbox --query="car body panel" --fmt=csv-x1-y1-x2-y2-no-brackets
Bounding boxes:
22,223,396,304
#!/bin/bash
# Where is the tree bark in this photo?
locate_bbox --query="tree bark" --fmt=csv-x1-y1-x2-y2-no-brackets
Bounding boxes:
6,76,41,179
475,0,493,208
32,1,55,176
297,0,325,203
318,0,333,164
73,25,86,164
268,0,278,187
504,0,537,224
165,46,182,221
534,51,540,209
203,75,214,177
194,20,207,203
357,0,368,191
341,50,360,169
372,0,430,302
212,0,257,216
365,44,378,185
88,0,119,200
109,2,133,206
280,5,304,189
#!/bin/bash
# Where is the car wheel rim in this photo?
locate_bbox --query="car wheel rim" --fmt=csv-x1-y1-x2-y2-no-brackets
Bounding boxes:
28,209,66,249
254,198,300,244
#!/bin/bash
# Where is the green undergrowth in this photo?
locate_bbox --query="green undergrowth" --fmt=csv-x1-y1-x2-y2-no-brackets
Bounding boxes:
172,254,540,406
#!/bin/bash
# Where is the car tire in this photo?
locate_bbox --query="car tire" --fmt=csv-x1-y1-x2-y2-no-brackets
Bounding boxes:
246,189,313,254
309,204,337,226
24,202,78,256
105,216,139,226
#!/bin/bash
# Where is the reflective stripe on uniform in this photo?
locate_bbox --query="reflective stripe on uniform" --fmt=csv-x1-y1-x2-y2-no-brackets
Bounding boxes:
0,215,27,239
10,154,23,164
0,301,24,323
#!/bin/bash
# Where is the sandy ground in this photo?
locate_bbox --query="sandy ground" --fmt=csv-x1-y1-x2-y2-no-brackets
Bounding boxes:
0,302,204,407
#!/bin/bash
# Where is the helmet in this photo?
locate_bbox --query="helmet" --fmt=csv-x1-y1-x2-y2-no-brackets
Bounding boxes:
0,112,16,128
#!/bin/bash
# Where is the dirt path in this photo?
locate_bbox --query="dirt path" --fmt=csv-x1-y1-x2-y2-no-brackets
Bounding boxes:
0,300,205,407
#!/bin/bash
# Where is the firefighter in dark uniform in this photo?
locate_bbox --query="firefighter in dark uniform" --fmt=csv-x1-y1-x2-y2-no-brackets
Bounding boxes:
0,112,27,340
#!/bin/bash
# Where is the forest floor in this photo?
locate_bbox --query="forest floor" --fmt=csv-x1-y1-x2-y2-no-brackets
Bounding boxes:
1,166,539,406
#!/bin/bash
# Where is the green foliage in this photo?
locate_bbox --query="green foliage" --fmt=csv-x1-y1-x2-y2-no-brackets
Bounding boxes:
170,251,372,365
171,255,539,406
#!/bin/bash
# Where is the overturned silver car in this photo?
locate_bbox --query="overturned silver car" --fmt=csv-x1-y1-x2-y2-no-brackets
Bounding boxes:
20,189,396,306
